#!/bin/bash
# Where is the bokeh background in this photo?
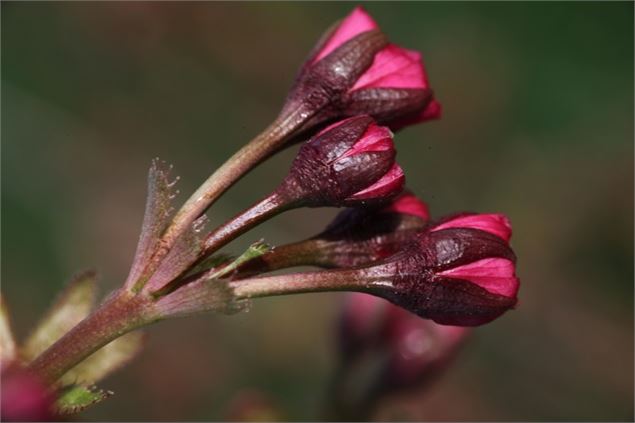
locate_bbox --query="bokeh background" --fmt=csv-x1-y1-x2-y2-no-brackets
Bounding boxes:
2,2,633,421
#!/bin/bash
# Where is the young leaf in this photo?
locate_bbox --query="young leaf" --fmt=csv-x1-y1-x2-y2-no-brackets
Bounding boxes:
191,253,234,274
125,159,179,290
210,241,271,279
0,296,16,366
60,331,144,386
55,384,112,415
22,271,97,361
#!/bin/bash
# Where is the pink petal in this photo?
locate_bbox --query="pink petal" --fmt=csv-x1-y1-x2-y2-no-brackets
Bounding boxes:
350,44,428,91
437,258,519,298
419,99,442,121
314,6,379,63
341,122,394,158
388,99,442,131
350,163,405,200
382,192,430,220
432,213,512,242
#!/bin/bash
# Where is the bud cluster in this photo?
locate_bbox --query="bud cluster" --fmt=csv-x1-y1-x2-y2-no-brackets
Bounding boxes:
14,5,521,418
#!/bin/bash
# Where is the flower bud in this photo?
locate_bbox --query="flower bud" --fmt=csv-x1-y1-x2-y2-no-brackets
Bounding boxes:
333,293,469,418
372,212,520,326
310,191,427,267
202,116,404,257
281,6,440,136
378,306,469,391
0,365,55,422
321,190,429,238
232,211,519,327
279,115,404,207
233,191,428,280
337,293,392,359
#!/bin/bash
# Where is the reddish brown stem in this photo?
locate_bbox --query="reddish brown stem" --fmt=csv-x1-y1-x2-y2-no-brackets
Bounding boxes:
28,289,155,383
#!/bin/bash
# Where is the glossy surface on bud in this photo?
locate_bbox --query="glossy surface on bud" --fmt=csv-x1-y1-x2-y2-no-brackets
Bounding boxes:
282,6,439,135
279,115,403,207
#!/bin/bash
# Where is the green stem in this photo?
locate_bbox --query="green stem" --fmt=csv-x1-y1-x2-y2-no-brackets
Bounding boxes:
28,289,156,384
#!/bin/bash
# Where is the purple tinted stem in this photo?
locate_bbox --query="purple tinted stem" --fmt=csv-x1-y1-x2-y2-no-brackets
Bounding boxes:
202,191,293,256
28,289,153,383
230,266,393,300
136,105,312,290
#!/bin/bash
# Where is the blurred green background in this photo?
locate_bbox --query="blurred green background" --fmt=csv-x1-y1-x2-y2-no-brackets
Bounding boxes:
2,2,633,421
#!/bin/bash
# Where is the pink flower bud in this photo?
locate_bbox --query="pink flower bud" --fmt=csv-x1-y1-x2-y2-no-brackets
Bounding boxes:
282,6,440,135
336,293,469,401
312,191,427,267
0,365,55,422
380,308,469,390
233,191,430,275
337,293,392,359
431,212,512,242
380,190,430,220
280,115,403,207
368,214,520,326
201,116,404,257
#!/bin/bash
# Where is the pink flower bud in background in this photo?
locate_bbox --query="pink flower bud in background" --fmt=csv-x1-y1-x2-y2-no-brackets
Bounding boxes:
337,293,392,359
0,365,55,422
379,306,469,391
281,115,403,207
281,6,440,137
332,293,469,419
371,213,520,326
337,293,469,369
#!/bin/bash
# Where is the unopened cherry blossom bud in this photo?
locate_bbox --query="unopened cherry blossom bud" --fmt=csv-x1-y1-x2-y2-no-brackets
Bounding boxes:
281,115,403,207
236,191,429,275
172,7,441,230
282,6,440,135
203,116,404,256
373,213,519,326
232,213,519,327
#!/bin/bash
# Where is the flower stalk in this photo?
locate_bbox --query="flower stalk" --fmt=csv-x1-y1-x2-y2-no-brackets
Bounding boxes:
28,290,156,384
137,106,312,288
229,266,393,300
